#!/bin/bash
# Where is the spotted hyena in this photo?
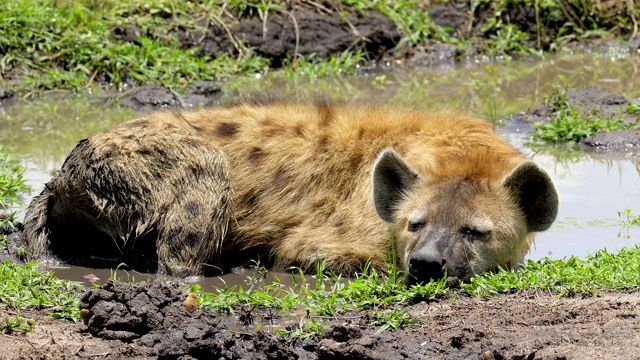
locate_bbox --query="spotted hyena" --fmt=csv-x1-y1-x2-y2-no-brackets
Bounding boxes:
23,101,558,283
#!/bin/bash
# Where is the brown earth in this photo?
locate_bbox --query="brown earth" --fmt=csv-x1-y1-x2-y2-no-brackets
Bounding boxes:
2,280,640,360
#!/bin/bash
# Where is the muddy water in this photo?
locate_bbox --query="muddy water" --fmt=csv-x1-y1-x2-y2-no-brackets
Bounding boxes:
1,53,640,288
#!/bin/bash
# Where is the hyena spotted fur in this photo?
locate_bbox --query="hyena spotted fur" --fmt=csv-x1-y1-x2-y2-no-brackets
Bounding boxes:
23,101,558,283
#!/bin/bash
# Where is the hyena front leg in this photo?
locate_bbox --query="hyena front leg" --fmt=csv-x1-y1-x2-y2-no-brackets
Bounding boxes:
154,150,233,276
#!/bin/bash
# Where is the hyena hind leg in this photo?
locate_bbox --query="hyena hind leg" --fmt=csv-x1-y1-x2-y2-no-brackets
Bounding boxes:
154,154,233,276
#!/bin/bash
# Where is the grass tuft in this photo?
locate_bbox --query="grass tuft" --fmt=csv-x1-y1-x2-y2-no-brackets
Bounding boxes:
195,258,448,336
1,315,35,334
463,246,640,297
533,75,638,142
0,261,82,321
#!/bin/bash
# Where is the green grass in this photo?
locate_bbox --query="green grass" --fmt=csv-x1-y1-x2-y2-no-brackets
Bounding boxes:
464,246,640,297
1,0,638,93
282,50,367,78
1,315,35,334
532,75,638,142
0,261,81,321
195,259,447,336
0,147,30,229
533,105,632,142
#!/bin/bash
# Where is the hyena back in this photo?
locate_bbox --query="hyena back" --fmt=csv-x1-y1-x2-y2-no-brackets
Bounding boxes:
23,101,558,282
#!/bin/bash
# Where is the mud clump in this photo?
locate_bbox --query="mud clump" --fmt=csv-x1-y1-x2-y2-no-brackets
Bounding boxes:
78,280,307,359
80,280,220,358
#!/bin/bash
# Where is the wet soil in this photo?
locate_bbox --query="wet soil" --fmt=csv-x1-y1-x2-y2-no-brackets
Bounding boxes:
2,280,640,359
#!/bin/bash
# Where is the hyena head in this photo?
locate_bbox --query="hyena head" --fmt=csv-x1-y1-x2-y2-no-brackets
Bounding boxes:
372,149,558,285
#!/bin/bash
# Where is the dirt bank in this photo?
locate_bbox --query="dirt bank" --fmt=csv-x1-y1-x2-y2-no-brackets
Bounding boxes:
2,280,640,359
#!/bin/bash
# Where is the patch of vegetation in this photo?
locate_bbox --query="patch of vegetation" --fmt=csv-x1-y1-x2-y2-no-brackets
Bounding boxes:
627,103,640,116
1,315,35,334
485,24,541,57
0,146,30,229
282,50,367,78
619,209,640,226
533,75,638,142
533,106,632,142
196,259,447,336
1,0,638,93
463,246,640,297
0,261,81,321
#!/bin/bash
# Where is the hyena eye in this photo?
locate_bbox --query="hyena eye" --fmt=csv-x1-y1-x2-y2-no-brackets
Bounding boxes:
407,221,425,232
461,227,491,238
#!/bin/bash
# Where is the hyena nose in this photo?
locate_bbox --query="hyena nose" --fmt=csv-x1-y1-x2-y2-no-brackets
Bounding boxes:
408,256,446,283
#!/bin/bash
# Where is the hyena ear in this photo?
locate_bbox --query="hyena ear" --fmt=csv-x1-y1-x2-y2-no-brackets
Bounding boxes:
372,149,420,223
503,161,559,232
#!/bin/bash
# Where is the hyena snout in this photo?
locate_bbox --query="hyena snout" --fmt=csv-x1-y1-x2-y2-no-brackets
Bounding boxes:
408,253,446,284
407,242,447,284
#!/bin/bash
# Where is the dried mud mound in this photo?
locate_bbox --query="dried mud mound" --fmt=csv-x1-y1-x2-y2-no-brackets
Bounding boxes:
79,280,304,359
80,280,221,358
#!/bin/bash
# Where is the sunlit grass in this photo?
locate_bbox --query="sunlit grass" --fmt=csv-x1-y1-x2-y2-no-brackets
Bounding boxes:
464,246,640,297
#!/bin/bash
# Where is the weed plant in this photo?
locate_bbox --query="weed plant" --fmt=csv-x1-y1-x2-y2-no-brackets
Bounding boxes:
1,315,35,334
533,106,631,142
619,209,640,226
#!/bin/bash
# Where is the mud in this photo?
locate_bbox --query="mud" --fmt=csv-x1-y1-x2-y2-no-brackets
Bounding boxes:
114,5,400,72
3,280,640,359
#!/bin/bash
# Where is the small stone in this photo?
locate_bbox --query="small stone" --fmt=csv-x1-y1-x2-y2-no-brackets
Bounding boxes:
483,350,494,359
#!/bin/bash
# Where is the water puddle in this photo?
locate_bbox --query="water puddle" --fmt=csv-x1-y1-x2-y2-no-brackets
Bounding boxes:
2,52,640,291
